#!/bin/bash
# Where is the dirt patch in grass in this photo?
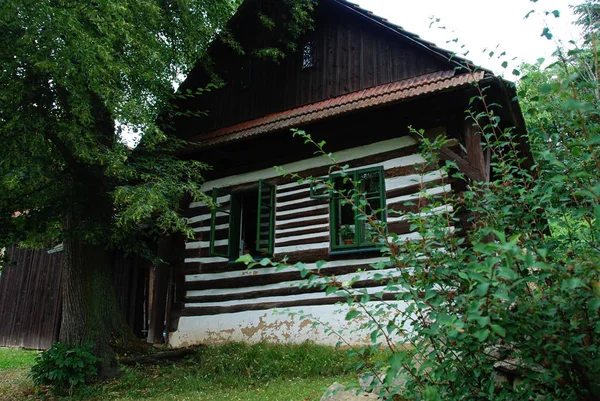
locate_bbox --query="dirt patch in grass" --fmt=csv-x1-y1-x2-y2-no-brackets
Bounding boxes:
0,366,38,400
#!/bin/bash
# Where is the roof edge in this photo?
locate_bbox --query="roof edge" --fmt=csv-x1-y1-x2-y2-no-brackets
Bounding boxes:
180,70,487,154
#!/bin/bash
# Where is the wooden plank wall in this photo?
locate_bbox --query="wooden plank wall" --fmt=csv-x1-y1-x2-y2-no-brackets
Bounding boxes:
175,1,449,139
170,134,453,347
0,247,147,349
0,246,62,349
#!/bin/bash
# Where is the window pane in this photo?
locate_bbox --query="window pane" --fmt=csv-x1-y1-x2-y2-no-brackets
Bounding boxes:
360,195,382,244
302,42,314,69
359,170,381,195
331,169,385,249
238,190,258,258
334,175,356,246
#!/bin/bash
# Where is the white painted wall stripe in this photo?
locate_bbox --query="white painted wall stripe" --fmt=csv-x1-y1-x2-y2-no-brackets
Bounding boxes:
186,239,228,250
275,213,329,227
189,195,231,209
185,257,387,282
185,285,393,308
276,223,329,235
276,204,328,217
170,302,413,348
187,211,228,225
338,154,424,175
387,205,454,223
193,223,229,233
277,196,315,208
185,257,229,264
201,136,417,192
386,185,452,206
275,232,329,245
277,181,307,191
276,187,309,199
186,268,401,298
385,170,446,191
275,242,330,254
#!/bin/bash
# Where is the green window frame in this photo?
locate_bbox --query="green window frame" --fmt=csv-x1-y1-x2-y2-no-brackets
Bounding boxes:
209,179,275,261
330,166,386,251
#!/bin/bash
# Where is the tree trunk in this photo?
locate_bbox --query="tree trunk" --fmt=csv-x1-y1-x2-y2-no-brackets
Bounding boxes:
58,171,133,379
59,235,125,378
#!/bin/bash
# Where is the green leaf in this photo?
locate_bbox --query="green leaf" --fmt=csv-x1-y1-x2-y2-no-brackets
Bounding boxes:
476,329,490,342
475,282,490,296
236,254,254,264
474,315,491,327
585,134,600,145
325,286,338,295
562,278,585,291
491,324,506,337
345,310,360,320
541,27,553,40
389,352,404,372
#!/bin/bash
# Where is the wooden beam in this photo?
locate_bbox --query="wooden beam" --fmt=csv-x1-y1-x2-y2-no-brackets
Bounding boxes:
464,123,490,182
423,127,486,182
147,236,173,344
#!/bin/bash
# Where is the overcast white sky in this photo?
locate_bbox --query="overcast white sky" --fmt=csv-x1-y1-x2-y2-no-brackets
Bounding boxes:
352,0,581,75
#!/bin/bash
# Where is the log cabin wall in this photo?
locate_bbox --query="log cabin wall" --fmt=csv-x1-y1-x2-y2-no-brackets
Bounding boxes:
166,0,524,347
170,132,453,347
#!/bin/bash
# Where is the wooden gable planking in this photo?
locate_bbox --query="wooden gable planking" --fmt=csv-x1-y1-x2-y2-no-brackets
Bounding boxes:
174,0,451,140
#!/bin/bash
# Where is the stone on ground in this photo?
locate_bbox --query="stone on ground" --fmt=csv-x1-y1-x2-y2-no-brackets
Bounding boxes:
359,370,407,397
320,382,381,401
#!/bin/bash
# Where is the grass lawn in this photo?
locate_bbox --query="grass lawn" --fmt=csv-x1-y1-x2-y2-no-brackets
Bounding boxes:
0,348,40,400
0,343,361,400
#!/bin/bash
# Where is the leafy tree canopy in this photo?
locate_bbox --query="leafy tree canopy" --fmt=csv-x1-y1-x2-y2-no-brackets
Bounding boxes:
0,0,315,256
0,0,315,377
0,0,238,251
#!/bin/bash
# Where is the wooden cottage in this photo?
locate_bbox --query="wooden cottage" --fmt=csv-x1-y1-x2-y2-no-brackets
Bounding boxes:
165,0,528,347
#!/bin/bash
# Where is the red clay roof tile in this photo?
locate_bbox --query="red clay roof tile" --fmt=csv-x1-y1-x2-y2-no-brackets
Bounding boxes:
189,70,485,148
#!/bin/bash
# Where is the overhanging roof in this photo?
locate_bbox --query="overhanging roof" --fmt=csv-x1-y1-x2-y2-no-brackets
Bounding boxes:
186,70,486,149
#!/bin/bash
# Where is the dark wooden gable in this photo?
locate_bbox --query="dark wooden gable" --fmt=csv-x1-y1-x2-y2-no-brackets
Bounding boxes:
173,0,453,140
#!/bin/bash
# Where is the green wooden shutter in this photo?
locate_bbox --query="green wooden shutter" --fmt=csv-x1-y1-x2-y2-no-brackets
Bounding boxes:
209,188,231,258
256,180,275,255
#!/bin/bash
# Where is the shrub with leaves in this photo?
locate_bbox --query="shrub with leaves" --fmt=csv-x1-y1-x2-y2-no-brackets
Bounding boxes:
242,4,600,400
30,342,102,395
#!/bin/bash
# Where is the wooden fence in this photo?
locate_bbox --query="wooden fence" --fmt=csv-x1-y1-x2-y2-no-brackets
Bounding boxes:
0,246,63,349
0,246,148,349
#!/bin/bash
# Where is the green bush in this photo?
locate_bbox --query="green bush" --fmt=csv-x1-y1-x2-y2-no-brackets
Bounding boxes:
264,5,600,397
29,342,102,395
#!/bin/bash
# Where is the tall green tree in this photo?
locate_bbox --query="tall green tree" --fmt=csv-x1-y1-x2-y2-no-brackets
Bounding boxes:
0,0,307,378
0,0,239,376
1,0,315,376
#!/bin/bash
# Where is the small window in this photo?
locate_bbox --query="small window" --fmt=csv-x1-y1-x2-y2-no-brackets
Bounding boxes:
210,180,275,260
302,41,315,70
330,167,386,250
